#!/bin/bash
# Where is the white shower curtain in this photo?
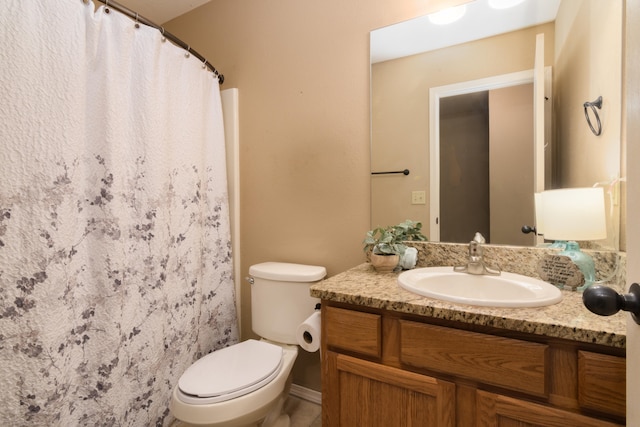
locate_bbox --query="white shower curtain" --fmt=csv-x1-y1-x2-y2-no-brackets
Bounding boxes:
0,1,238,425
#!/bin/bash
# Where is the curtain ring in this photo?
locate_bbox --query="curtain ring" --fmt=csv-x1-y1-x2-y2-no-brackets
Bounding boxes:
583,96,603,136
104,0,110,13
134,13,140,29
185,46,191,58
160,27,167,42
202,59,208,69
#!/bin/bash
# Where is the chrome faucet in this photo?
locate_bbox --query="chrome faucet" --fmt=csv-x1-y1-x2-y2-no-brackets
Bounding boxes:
454,232,501,275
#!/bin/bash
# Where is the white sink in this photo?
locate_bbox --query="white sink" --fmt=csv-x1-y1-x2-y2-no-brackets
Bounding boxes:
397,267,562,308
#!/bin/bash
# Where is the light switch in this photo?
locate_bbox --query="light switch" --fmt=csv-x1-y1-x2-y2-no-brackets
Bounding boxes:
412,191,426,205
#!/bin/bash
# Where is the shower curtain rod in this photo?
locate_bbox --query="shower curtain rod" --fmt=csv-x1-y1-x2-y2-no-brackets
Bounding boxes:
91,0,224,84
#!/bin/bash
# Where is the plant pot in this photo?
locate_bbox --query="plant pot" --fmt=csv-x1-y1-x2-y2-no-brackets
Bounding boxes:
370,253,399,273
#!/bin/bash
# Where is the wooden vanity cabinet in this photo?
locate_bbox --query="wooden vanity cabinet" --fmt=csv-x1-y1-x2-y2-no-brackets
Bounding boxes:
321,303,626,427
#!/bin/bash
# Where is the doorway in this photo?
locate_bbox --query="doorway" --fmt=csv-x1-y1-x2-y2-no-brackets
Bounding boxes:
438,84,535,245
439,91,490,243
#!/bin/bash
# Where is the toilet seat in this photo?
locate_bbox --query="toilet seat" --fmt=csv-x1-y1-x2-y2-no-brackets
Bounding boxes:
177,339,284,405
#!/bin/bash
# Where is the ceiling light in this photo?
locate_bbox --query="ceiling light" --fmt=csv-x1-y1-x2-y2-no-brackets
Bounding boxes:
428,5,467,25
488,0,526,10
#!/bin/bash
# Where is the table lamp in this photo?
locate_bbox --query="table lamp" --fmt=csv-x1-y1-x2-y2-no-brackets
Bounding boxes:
534,192,566,249
537,187,607,290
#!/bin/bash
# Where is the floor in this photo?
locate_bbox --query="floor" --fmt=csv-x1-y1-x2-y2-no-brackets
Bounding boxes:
284,395,322,427
170,395,322,427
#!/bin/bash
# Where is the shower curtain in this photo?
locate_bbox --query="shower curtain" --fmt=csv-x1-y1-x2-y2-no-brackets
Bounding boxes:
0,1,238,425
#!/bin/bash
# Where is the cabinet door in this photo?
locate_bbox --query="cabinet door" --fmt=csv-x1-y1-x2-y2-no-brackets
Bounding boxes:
324,351,455,427
578,351,626,418
476,390,623,427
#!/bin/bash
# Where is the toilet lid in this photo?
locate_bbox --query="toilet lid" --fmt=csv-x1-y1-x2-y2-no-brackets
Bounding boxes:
178,339,283,403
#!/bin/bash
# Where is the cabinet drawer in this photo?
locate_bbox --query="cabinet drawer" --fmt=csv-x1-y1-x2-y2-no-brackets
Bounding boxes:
400,321,548,396
578,351,625,417
477,390,624,427
325,306,381,358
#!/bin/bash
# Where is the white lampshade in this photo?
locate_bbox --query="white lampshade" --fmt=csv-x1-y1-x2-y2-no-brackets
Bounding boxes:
538,187,606,241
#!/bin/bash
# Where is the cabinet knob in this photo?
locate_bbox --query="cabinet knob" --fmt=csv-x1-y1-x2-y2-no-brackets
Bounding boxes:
583,283,640,325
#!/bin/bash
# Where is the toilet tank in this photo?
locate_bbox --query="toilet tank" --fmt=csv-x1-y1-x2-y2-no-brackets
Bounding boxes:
249,262,326,344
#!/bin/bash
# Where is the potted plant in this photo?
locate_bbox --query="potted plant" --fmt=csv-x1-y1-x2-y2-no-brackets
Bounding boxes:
363,220,427,272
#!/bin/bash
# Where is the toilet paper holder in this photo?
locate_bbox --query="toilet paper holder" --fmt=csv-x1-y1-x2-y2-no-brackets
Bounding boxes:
301,304,321,344
297,305,322,352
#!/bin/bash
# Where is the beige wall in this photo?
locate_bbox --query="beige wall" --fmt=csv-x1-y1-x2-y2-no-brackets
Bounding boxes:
371,23,554,238
554,0,623,250
166,0,470,392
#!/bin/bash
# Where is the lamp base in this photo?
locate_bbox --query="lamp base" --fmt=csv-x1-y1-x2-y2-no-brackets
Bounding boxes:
558,241,596,291
548,240,567,249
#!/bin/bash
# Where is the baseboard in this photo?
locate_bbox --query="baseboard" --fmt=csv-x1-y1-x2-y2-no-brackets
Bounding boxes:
290,384,322,405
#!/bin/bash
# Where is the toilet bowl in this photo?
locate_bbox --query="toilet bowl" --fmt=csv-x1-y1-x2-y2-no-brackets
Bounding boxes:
169,262,326,427
170,340,298,427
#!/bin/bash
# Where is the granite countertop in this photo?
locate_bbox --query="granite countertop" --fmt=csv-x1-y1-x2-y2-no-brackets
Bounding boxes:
310,263,627,349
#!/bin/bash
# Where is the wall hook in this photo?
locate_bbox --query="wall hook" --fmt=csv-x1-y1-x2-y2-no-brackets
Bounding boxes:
584,96,603,136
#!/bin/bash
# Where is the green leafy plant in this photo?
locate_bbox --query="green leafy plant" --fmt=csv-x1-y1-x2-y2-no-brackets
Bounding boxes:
363,220,427,256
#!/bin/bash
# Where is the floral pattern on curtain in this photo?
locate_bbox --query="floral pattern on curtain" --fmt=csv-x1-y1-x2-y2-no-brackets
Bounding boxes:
0,1,238,425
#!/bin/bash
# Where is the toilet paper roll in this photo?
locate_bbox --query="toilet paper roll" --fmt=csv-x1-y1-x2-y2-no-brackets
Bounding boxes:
296,311,321,352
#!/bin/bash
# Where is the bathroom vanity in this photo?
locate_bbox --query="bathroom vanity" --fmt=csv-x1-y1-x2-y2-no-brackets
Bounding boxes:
312,263,626,427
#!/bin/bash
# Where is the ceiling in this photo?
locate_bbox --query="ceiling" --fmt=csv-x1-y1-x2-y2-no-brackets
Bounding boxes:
112,0,210,24
371,0,561,63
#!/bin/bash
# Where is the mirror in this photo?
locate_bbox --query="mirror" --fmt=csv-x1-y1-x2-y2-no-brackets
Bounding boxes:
370,0,623,250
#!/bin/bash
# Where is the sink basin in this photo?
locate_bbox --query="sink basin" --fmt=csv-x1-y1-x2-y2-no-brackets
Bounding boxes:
397,267,562,308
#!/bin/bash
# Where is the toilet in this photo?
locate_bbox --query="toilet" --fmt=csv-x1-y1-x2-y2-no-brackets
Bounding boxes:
170,262,326,427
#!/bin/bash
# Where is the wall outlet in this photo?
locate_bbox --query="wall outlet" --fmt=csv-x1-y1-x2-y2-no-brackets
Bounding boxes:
412,190,426,205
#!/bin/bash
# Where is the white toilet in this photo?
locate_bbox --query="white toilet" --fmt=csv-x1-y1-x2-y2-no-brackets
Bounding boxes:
170,262,326,427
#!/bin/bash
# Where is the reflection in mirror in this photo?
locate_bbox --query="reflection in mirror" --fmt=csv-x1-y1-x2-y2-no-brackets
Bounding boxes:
430,67,549,247
370,0,623,250
438,83,535,246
